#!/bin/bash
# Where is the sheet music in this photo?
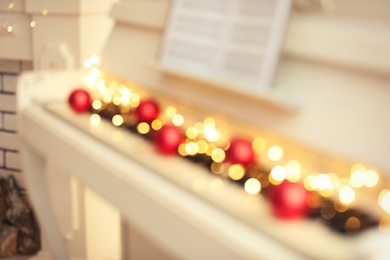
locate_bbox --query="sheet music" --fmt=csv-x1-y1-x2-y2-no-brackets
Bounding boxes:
159,0,291,92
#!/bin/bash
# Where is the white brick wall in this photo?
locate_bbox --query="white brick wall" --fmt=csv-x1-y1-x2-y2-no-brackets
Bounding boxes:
4,113,17,131
0,93,17,112
0,131,20,151
0,59,33,190
3,75,18,93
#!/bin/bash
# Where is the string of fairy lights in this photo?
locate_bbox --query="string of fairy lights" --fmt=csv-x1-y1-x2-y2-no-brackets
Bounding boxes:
70,55,390,234
1,1,48,35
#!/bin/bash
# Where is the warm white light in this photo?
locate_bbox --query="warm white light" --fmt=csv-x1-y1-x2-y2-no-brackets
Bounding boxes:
30,21,36,28
172,114,184,126
270,166,287,182
137,122,150,134
89,114,101,127
151,120,162,130
185,142,198,155
268,145,283,161
186,127,198,139
96,79,105,92
203,123,220,142
304,175,316,191
314,173,332,190
130,93,140,107
197,140,208,154
244,178,261,195
112,115,124,126
7,26,13,33
92,100,102,110
211,148,225,163
339,186,355,205
364,170,379,187
379,190,390,213
228,164,245,181
286,160,301,182
350,169,365,188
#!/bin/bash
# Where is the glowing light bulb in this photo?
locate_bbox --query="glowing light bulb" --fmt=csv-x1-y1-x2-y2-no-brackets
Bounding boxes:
197,140,208,154
112,115,124,126
92,100,102,110
172,114,184,126
244,178,261,195
268,145,283,161
185,142,198,155
211,148,225,163
339,186,355,205
350,169,365,188
228,164,245,181
286,160,301,182
151,119,162,130
137,122,150,134
203,123,220,142
364,170,379,187
379,190,390,213
269,165,287,183
314,173,332,190
30,21,36,28
89,114,101,127
186,127,198,139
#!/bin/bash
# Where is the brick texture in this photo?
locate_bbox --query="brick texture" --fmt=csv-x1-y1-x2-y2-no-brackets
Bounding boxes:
0,59,30,182
2,75,18,93
0,94,16,113
0,132,20,151
0,61,20,74
3,114,17,132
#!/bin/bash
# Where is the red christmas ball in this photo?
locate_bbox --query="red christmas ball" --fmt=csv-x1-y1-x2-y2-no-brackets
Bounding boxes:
268,181,311,220
225,138,255,166
153,125,183,155
134,99,159,123
68,88,91,113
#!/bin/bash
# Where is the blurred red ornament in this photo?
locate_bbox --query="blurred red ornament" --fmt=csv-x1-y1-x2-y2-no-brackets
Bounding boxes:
225,138,255,166
134,99,159,123
268,181,311,220
153,125,183,155
68,88,91,113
